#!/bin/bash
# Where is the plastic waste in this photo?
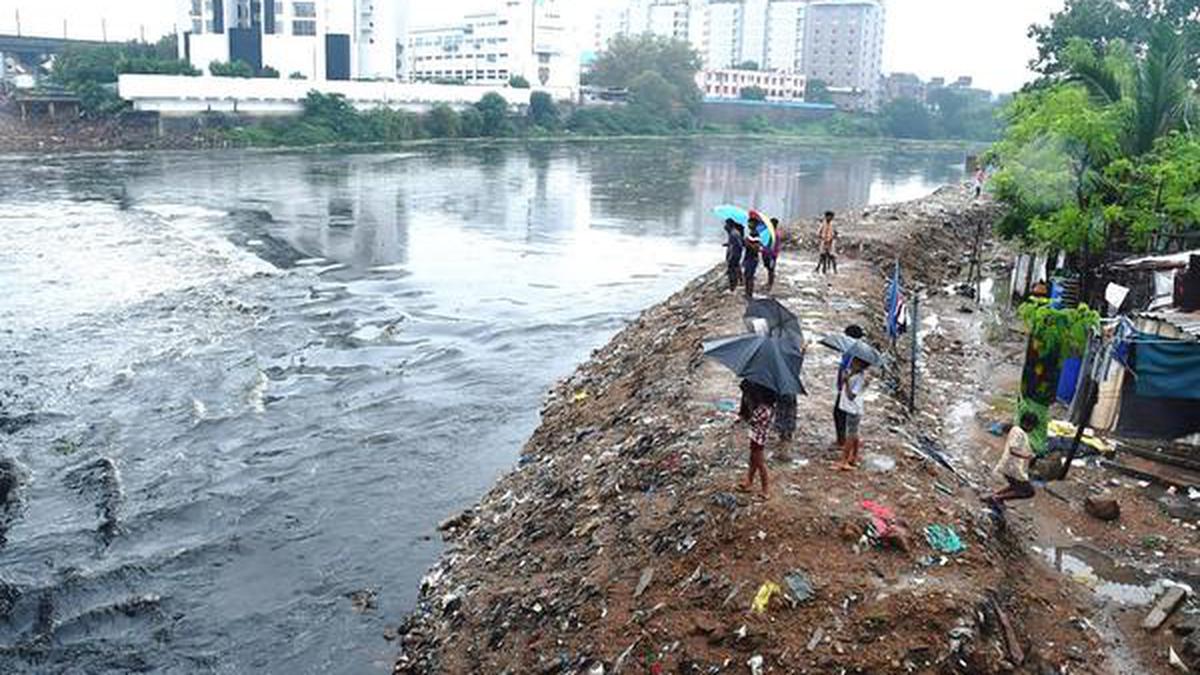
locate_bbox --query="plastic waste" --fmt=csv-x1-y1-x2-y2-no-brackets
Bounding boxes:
751,582,781,614
924,524,966,554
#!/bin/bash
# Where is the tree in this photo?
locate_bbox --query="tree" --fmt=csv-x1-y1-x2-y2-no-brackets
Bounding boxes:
735,60,759,71
1062,26,1193,155
528,91,560,129
880,97,935,139
300,91,366,138
739,86,767,101
210,60,255,78
508,75,531,88
475,92,511,136
589,33,703,113
51,40,198,115
424,103,461,138
628,70,678,118
805,79,833,104
1028,0,1200,80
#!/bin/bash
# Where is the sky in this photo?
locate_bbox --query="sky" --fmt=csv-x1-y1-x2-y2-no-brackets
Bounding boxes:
0,0,1066,93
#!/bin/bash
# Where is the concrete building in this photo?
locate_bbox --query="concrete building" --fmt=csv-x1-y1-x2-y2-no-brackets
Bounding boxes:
802,0,885,111
176,0,410,81
407,0,578,95
698,68,806,101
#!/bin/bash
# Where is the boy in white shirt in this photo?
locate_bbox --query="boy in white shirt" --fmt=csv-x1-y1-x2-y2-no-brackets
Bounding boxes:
836,358,868,470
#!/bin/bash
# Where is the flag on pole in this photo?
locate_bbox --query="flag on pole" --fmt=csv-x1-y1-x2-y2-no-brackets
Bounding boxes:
886,260,907,338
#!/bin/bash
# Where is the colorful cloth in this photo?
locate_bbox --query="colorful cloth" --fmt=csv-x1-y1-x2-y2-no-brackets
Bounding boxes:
749,404,773,445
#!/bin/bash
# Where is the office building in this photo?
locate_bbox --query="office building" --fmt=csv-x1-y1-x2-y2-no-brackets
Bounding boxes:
407,0,577,95
698,68,807,101
802,0,885,111
177,0,410,81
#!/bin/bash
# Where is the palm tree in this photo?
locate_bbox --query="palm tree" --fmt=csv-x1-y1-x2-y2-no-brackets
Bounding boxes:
1065,23,1194,155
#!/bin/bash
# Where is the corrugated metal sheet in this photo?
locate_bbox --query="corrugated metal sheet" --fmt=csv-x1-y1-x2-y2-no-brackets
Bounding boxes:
1113,249,1199,271
1135,311,1200,340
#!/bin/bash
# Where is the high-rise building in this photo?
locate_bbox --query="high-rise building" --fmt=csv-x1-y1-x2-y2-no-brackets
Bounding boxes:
407,0,578,95
802,0,885,110
176,0,410,81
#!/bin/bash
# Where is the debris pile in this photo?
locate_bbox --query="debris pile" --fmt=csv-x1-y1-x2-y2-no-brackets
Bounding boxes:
394,188,1111,674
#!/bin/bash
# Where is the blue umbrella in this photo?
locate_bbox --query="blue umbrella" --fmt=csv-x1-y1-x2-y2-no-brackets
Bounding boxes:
703,333,806,396
713,204,750,226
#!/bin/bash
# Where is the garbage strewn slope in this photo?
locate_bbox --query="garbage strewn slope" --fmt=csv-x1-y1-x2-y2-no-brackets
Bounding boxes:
395,187,1110,674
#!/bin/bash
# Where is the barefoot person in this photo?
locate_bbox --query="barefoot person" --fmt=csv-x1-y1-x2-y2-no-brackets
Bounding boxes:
738,380,776,498
832,325,865,449
742,232,762,300
816,211,837,275
986,412,1038,510
763,217,783,292
837,358,869,470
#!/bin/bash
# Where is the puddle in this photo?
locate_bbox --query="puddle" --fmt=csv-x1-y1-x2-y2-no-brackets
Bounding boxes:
1037,545,1166,606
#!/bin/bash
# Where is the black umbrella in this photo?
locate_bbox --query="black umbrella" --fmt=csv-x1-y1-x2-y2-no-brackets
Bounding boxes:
703,333,806,396
744,298,804,340
818,333,885,367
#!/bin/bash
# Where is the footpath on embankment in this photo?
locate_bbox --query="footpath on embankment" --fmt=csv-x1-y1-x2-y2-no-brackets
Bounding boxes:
392,186,1179,674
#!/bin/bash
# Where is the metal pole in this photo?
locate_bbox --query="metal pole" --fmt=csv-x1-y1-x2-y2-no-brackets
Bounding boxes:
15,9,20,37
909,294,919,413
102,19,108,42
63,19,68,39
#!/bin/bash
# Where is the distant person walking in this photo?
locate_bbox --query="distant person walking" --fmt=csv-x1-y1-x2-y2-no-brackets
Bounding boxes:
832,324,865,449
985,412,1039,511
973,167,986,199
724,219,745,292
836,357,869,471
816,211,838,275
738,379,777,499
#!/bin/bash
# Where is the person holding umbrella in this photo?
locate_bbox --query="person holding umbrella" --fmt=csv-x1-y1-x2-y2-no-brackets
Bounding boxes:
703,325,805,500
740,380,777,498
832,325,865,449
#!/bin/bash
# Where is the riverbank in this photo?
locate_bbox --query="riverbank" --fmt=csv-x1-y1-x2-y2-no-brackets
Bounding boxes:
392,186,1199,674
0,104,979,155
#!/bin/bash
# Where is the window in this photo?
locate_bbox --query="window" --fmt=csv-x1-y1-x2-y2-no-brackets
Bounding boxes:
293,2,316,18
192,18,204,33
293,19,316,35
191,0,202,15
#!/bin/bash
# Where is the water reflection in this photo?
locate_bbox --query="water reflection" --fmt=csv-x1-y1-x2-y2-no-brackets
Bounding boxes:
0,139,962,674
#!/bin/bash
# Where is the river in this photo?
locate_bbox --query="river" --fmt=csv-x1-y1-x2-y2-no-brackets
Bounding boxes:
0,138,964,673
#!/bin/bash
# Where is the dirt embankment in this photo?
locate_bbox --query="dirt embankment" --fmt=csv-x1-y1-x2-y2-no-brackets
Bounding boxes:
391,188,1138,674
0,103,226,153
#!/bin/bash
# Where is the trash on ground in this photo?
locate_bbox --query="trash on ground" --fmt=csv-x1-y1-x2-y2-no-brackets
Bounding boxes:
751,582,782,614
783,570,815,604
924,524,966,554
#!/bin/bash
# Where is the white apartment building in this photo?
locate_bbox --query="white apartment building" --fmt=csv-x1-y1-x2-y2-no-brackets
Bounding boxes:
407,0,578,95
176,0,409,81
803,0,885,110
595,1,885,108
698,68,807,101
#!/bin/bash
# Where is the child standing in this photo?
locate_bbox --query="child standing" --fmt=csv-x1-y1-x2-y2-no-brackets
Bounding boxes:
739,380,776,499
836,358,869,470
816,211,838,275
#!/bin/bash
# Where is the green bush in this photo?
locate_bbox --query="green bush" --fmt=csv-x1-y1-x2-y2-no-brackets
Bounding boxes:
258,66,281,79
529,91,560,130
210,60,255,78
508,75,531,89
424,104,461,138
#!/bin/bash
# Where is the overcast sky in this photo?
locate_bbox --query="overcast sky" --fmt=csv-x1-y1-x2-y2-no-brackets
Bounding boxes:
0,0,1065,92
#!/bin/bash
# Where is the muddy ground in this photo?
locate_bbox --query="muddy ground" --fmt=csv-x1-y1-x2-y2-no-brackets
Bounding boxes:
394,187,1199,674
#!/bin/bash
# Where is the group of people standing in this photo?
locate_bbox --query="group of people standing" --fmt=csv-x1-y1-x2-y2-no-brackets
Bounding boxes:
723,211,782,299
737,323,873,500
724,210,841,302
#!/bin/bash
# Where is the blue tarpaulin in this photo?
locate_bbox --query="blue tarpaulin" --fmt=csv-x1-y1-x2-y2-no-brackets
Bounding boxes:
1135,336,1200,400
1056,356,1082,404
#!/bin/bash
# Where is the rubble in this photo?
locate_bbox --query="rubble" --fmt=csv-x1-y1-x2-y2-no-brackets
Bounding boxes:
392,188,1118,674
